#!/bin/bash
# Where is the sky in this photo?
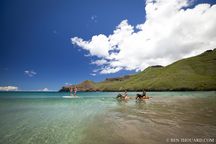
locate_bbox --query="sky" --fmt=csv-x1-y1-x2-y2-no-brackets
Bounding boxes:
0,0,216,91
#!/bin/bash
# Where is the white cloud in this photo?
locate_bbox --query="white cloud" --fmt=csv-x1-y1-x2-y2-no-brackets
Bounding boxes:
71,0,216,74
65,82,69,85
90,73,96,76
0,86,18,91
91,59,107,65
72,34,110,57
42,88,49,91
100,67,122,74
37,88,49,91
64,83,73,86
24,70,37,77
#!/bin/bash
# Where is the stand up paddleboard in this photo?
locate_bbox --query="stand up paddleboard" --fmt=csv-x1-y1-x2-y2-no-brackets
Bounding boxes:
62,96,79,98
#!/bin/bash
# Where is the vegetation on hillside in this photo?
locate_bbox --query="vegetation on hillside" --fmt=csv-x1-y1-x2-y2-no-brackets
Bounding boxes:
60,49,216,92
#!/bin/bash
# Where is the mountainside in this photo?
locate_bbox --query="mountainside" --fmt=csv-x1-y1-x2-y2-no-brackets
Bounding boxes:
59,49,216,92
59,80,99,92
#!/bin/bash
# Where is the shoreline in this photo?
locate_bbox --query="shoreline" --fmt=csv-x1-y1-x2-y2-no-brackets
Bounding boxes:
1,90,215,93
59,89,216,92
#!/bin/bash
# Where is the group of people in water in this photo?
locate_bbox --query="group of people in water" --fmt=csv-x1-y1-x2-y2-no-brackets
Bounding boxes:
69,86,149,100
116,89,150,100
69,86,77,96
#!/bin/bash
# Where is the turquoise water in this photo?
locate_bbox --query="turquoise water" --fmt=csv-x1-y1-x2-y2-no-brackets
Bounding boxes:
0,91,216,144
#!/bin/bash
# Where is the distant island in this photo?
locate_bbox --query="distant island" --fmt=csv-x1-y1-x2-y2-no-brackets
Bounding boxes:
59,49,216,92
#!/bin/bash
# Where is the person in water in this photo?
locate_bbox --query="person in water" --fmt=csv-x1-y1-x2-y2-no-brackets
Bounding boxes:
136,89,150,99
123,90,129,99
73,86,77,96
142,89,146,98
70,87,73,96
116,90,129,100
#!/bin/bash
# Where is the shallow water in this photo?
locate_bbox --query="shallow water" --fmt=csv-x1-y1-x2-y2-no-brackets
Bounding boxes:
0,91,215,144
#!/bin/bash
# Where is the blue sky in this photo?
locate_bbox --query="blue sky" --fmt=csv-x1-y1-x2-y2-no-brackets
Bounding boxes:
0,0,216,91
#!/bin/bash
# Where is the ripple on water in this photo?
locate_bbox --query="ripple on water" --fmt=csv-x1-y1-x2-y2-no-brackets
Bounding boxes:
0,92,216,144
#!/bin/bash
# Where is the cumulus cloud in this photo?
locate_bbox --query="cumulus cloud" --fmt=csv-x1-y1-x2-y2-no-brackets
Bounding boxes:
0,86,18,91
100,67,123,74
24,70,37,77
91,59,107,65
71,0,216,74
72,35,110,57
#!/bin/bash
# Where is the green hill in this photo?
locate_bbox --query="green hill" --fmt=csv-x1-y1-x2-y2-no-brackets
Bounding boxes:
60,49,216,92
59,80,99,92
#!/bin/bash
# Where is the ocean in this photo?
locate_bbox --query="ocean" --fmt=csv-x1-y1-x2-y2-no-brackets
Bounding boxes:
0,91,215,144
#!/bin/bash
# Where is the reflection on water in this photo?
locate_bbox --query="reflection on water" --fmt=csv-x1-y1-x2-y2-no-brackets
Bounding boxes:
0,92,216,144
81,93,216,144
